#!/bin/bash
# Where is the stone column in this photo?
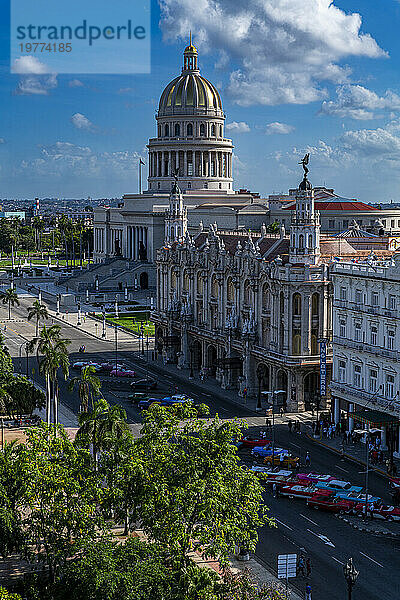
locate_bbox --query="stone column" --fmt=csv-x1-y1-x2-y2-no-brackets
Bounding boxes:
381,425,388,451
283,289,290,353
348,402,354,432
302,292,311,354
334,397,340,424
184,151,187,177
168,151,171,176
178,322,190,369
208,151,211,177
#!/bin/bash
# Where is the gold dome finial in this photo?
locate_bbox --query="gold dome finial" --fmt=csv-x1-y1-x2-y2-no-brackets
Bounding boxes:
183,34,198,70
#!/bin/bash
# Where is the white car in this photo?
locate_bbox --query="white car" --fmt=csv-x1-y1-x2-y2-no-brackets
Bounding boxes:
72,361,102,371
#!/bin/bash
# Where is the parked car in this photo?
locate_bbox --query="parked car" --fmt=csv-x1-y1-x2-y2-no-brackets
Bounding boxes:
238,437,272,449
251,446,287,459
278,484,320,499
138,394,194,410
110,368,136,378
336,491,382,507
250,467,294,484
129,392,151,405
353,503,400,521
306,493,354,514
130,377,158,390
297,472,335,485
263,454,300,470
101,362,125,372
72,361,102,371
315,480,363,494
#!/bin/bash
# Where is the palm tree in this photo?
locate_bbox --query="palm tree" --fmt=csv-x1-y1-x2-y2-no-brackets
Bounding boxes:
76,399,129,470
39,340,70,427
68,365,101,413
27,300,49,336
0,288,19,320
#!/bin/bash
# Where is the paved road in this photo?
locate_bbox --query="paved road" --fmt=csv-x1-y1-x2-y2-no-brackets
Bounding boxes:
2,293,399,599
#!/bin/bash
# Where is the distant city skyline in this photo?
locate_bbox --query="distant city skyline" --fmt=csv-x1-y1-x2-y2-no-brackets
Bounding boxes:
1,1,400,202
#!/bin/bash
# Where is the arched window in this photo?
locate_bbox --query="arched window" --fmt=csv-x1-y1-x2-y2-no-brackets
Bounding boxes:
311,335,318,355
187,123,193,136
171,271,177,289
262,284,271,311
165,124,169,137
174,123,180,137
244,280,251,305
227,277,235,302
211,124,216,136
219,125,223,137
308,234,313,248
299,234,304,249
312,293,319,316
197,273,203,294
183,271,189,291
293,334,301,355
200,123,205,136
211,275,219,298
293,293,301,316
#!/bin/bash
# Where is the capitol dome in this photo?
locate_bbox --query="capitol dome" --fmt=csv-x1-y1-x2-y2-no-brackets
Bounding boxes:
147,40,233,193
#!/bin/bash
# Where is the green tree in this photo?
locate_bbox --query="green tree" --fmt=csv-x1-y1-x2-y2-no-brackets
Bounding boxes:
39,340,70,427
19,424,103,583
0,442,26,559
0,588,23,600
136,404,272,586
76,398,129,471
0,335,13,385
68,365,101,413
3,376,45,416
27,300,49,337
0,288,19,320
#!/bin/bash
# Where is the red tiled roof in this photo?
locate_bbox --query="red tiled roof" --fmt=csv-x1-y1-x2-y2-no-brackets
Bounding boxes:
283,200,375,211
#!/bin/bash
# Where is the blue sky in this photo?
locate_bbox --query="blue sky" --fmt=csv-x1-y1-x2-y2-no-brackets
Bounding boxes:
1,0,400,201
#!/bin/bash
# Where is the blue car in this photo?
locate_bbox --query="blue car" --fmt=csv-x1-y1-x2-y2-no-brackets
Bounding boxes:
138,394,194,410
315,479,363,494
251,446,287,459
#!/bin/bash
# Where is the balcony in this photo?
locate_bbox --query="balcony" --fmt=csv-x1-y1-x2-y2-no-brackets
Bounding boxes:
330,381,400,417
333,335,400,361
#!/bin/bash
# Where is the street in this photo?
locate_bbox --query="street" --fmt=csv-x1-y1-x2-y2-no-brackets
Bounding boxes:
1,293,399,600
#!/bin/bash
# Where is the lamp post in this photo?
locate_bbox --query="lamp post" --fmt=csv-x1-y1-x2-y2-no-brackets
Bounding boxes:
261,390,285,466
114,323,118,372
102,306,106,339
343,558,359,600
77,302,82,326
141,324,145,355
189,342,194,380
56,293,60,316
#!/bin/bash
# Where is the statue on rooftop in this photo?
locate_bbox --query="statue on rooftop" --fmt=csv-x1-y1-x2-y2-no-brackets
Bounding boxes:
299,153,310,177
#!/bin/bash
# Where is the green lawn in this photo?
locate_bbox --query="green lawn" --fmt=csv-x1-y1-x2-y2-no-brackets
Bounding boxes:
107,316,155,336
0,259,89,268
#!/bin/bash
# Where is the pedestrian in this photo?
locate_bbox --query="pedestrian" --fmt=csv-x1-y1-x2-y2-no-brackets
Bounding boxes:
280,406,284,417
279,453,284,467
305,452,310,467
306,557,311,577
311,421,316,434
288,420,293,433
272,482,277,498
298,556,305,576
331,423,336,438
305,583,312,600
328,425,332,439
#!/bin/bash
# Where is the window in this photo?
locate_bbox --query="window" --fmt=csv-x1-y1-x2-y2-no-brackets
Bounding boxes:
200,123,205,136
293,293,301,316
329,220,335,229
165,124,169,137
338,360,346,383
308,234,313,248
391,220,395,228
369,368,378,392
353,364,361,388
188,162,193,176
355,289,362,304
211,124,216,136
386,374,395,398
371,292,379,306
370,325,377,345
187,123,193,136
382,219,386,226
389,295,396,310
299,234,304,249
187,181,192,189
354,322,362,342
342,220,349,229
398,220,400,228
387,330,395,350
174,123,180,137
204,181,208,189
340,287,347,301
339,319,346,338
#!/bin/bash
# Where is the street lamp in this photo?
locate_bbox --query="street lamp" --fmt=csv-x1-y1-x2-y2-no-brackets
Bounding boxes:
114,323,118,372
261,390,285,466
189,342,194,380
102,305,106,339
77,302,82,326
343,558,359,600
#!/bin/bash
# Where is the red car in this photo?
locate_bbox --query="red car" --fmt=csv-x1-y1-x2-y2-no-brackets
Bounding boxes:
278,484,321,499
239,437,272,449
307,493,354,514
110,368,136,378
353,503,400,521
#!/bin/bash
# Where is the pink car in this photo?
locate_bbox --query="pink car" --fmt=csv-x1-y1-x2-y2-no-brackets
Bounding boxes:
297,472,335,485
110,368,136,378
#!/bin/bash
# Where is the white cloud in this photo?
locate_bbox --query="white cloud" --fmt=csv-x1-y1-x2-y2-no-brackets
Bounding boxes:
0,138,5,144
12,56,49,74
70,113,96,131
340,127,400,157
159,0,386,106
14,74,57,96
226,121,250,133
69,79,84,88
320,85,400,120
266,122,294,135
18,141,144,180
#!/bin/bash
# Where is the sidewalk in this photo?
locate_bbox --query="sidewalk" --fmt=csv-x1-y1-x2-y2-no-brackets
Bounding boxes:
305,428,399,480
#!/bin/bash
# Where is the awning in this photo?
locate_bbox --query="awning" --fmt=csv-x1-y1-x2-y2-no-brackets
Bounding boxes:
348,409,399,427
